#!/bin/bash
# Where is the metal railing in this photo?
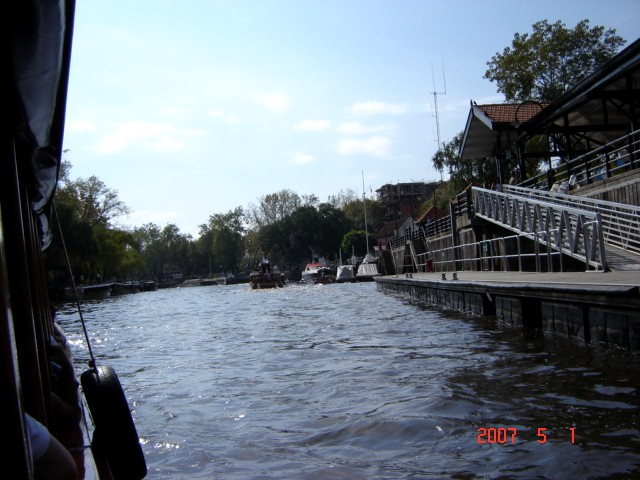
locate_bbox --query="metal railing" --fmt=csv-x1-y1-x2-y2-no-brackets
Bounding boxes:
472,187,607,271
413,230,565,273
503,184,640,255
423,215,452,238
521,129,640,191
386,130,639,273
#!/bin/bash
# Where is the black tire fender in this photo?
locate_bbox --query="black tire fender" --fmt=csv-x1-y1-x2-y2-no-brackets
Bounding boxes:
81,365,147,479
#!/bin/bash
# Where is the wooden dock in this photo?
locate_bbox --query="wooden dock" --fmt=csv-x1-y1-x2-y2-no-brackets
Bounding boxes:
375,271,640,352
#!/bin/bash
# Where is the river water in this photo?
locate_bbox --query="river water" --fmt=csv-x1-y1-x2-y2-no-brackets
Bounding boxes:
55,281,640,479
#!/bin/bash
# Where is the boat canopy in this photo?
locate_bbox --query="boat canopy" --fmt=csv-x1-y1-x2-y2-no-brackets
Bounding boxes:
8,0,76,249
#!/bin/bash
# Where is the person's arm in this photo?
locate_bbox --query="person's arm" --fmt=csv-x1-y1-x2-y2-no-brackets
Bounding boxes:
26,414,78,480
34,433,78,480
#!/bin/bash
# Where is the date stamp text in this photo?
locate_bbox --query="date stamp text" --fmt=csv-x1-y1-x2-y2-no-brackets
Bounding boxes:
477,427,576,444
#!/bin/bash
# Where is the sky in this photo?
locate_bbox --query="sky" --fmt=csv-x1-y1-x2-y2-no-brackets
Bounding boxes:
63,0,640,237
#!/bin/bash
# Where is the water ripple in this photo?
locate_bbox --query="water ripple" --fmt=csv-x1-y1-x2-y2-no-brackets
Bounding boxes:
55,282,640,479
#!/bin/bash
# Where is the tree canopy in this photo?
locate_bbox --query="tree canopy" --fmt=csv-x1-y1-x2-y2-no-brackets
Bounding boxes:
246,189,318,230
484,19,625,102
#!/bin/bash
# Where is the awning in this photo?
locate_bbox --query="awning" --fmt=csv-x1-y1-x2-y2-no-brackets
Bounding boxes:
8,0,76,249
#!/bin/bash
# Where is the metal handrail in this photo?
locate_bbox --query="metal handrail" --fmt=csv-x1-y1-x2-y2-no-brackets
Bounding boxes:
413,230,565,273
472,187,607,271
503,184,640,255
521,128,640,190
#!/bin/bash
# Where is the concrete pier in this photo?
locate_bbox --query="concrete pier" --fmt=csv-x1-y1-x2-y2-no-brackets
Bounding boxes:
375,271,640,352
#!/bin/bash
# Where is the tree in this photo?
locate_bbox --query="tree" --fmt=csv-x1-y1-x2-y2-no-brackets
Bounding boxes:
254,202,351,268
48,161,134,283
199,207,245,274
56,166,131,228
484,19,625,102
315,203,351,258
431,132,486,194
327,189,358,209
340,230,373,257
340,197,384,232
131,223,192,279
246,189,318,229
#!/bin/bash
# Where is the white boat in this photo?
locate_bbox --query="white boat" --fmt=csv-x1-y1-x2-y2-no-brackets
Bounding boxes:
301,262,336,284
353,172,380,282
336,264,356,282
356,253,380,281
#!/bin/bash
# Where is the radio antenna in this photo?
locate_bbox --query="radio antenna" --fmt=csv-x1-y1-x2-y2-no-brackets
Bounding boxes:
431,53,446,181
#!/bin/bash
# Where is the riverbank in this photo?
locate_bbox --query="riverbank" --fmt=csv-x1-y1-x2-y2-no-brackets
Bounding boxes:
376,271,640,352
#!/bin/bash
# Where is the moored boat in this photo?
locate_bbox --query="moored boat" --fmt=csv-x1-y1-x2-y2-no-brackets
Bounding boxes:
301,262,336,284
336,264,356,283
111,281,142,295
355,253,380,281
82,282,113,299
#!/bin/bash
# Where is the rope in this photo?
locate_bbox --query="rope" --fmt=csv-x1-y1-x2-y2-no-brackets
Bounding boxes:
52,203,97,369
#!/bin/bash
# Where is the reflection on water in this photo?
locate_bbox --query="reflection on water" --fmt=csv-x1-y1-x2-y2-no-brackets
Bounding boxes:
56,282,640,479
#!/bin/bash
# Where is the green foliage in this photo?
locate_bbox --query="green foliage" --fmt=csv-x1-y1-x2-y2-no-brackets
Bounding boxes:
340,230,373,256
56,162,131,228
198,207,245,274
484,19,625,102
431,132,488,193
47,162,135,283
246,189,318,229
341,197,384,232
131,223,193,278
256,203,351,268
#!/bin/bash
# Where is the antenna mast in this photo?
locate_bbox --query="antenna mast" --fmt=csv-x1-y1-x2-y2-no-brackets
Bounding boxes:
362,171,369,254
431,54,447,181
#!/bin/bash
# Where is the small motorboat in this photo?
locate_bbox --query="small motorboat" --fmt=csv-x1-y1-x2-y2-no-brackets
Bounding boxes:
301,263,336,285
250,259,284,289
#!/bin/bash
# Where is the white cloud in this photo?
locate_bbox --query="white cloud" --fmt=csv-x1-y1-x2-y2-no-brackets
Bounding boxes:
95,120,203,154
291,153,314,165
253,92,292,113
68,119,97,132
150,136,185,152
351,101,408,115
336,122,394,135
163,107,192,115
338,137,390,157
293,119,331,132
208,109,240,124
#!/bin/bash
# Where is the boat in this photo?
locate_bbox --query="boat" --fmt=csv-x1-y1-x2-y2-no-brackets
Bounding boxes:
82,282,113,299
301,262,336,284
336,264,356,282
352,172,380,282
111,281,142,296
336,250,357,283
355,253,380,281
250,259,284,289
4,2,147,478
140,280,158,291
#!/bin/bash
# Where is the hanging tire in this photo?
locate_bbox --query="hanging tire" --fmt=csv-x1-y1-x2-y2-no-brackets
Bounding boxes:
81,365,147,479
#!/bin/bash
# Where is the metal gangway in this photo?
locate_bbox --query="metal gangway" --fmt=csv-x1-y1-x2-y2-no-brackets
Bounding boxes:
473,185,640,272
389,181,639,274
502,185,640,256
